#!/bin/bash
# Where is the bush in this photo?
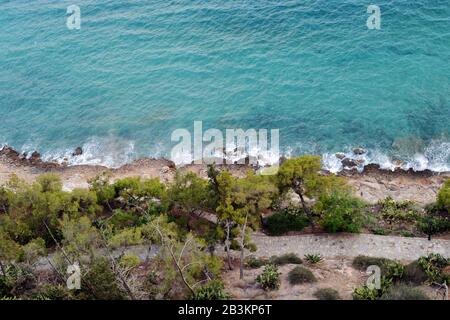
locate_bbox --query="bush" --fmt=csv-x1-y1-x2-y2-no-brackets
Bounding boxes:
245,256,268,269
418,253,449,283
119,253,141,270
314,288,340,300
256,264,281,291
402,261,428,285
39,284,71,300
417,215,450,235
270,253,302,266
79,258,126,300
266,209,309,236
352,286,380,300
352,256,404,282
304,254,323,264
316,192,364,233
288,266,316,285
437,179,450,211
377,197,418,223
380,284,429,300
191,280,230,300
352,256,392,272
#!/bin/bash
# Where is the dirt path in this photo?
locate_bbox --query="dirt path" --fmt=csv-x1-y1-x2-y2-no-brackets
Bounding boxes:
251,233,450,262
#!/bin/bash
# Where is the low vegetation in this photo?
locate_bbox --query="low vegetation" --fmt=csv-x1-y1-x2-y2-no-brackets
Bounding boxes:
304,254,323,264
288,266,317,285
314,288,340,300
352,253,449,300
256,264,281,291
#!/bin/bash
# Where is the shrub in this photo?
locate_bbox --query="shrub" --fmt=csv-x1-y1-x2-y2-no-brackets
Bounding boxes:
270,253,302,266
39,284,71,300
314,288,340,300
316,192,364,233
304,254,323,264
380,284,429,300
377,197,418,223
245,257,268,269
37,174,63,193
352,256,392,272
79,258,126,300
352,286,380,300
417,215,450,236
352,256,404,282
402,261,428,285
418,253,449,283
191,280,231,300
144,271,159,300
119,253,141,270
288,266,316,285
256,264,281,291
437,179,450,211
266,209,309,236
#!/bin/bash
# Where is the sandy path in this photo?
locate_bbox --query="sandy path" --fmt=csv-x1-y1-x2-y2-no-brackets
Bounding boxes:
251,233,450,261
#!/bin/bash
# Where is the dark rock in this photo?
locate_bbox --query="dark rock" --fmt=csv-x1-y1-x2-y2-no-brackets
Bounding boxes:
353,147,366,155
342,158,357,168
72,147,83,156
0,146,20,158
335,152,346,160
30,151,41,162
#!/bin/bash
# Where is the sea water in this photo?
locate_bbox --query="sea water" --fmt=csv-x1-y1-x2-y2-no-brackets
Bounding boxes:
0,0,449,170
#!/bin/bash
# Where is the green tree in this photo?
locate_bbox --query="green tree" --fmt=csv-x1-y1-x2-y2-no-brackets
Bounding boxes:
277,156,346,215
215,171,276,278
169,172,215,214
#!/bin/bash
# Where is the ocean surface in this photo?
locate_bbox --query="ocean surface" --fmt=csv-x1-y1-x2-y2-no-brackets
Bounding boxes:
0,0,449,171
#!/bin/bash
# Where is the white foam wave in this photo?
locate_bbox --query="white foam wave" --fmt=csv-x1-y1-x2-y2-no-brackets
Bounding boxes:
322,140,450,173
42,136,137,168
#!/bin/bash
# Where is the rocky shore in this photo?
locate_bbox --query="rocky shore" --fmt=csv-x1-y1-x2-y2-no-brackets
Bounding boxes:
1,145,449,205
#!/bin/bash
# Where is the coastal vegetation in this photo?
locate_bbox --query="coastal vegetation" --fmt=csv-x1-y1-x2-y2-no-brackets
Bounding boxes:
0,155,448,300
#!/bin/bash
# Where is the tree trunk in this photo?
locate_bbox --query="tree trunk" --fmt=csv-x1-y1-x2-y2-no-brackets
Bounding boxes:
239,214,248,280
225,221,232,270
297,191,309,215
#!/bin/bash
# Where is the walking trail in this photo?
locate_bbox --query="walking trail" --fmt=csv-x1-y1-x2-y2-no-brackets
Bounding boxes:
250,233,450,261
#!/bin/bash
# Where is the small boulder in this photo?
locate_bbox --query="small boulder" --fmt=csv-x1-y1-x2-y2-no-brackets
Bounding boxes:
335,152,346,160
30,151,41,162
72,147,83,156
353,147,366,155
342,158,357,168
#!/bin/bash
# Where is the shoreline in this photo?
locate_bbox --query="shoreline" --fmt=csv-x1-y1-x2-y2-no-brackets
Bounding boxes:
1,145,449,205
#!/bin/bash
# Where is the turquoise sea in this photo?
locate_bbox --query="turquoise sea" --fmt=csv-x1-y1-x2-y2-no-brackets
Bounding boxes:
0,0,449,171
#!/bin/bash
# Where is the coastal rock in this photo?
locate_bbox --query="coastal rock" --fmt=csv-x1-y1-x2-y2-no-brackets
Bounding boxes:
72,147,83,156
355,159,366,166
335,153,346,160
244,155,258,166
353,148,366,155
30,151,41,163
0,146,20,159
341,158,357,168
